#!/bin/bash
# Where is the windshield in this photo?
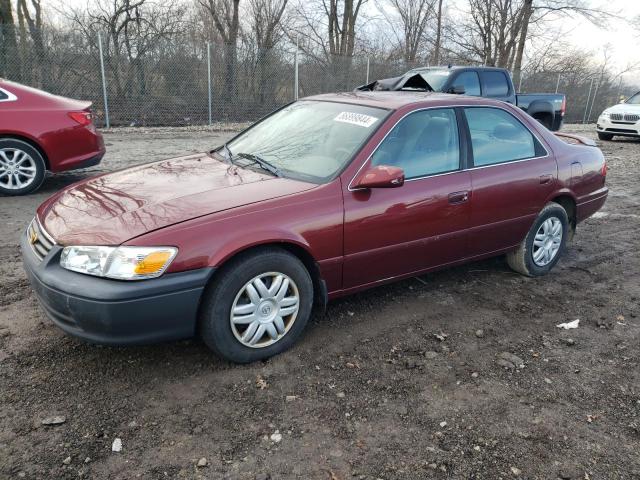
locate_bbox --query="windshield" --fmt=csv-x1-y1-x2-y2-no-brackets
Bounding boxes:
225,101,387,183
416,69,451,91
626,92,640,105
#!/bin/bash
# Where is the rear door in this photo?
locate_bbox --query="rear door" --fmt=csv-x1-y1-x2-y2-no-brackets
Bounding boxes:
463,106,557,257
342,107,472,289
479,70,513,103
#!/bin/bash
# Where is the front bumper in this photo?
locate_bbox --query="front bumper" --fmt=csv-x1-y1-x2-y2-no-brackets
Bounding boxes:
21,229,214,345
597,116,640,137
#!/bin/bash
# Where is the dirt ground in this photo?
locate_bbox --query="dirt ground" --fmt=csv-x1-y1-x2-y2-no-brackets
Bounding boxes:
1,124,639,480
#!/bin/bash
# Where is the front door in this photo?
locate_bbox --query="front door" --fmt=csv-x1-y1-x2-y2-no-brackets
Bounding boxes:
342,108,472,289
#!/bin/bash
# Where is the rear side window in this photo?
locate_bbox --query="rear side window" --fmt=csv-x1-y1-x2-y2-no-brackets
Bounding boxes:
465,107,540,166
0,90,7,101
454,71,481,96
480,71,509,97
371,108,460,179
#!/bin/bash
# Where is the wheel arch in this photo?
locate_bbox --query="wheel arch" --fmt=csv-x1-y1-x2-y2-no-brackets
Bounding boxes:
206,241,328,313
550,193,577,237
0,132,50,169
527,100,554,129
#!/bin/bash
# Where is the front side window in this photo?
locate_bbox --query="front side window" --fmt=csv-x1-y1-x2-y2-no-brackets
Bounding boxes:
465,107,538,167
371,108,460,179
454,71,481,96
626,92,640,105
481,71,509,97
227,101,387,183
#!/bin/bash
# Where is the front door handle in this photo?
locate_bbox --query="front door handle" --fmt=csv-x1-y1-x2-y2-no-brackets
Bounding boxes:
539,174,553,185
448,190,469,204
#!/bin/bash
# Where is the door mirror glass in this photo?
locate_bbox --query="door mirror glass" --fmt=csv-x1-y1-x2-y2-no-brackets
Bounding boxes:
352,165,405,189
449,85,466,95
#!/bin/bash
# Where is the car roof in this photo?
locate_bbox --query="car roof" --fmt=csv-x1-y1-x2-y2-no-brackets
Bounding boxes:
303,91,502,110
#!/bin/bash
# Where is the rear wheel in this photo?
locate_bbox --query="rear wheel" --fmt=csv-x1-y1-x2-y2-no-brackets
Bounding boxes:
597,132,614,141
533,113,553,130
199,248,314,363
0,139,46,196
506,202,569,276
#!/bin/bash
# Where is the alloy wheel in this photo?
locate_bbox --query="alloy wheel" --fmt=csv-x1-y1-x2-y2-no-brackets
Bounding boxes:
230,272,300,348
532,216,563,267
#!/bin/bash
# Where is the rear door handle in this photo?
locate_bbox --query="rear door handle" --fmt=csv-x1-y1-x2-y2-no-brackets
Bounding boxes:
539,174,553,185
448,191,469,204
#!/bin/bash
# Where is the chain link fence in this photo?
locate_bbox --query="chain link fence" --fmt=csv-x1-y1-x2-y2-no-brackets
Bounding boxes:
0,25,635,127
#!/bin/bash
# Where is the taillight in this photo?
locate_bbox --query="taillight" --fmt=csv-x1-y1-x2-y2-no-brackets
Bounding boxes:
560,97,566,116
601,161,607,177
68,111,93,126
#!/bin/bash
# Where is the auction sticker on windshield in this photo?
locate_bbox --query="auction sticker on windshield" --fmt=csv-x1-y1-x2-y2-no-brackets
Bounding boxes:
334,111,379,128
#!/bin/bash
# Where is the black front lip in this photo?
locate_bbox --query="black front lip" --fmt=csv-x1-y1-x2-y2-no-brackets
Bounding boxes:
21,230,214,345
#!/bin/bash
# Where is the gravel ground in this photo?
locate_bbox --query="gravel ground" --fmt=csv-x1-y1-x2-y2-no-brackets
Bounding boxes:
0,124,639,480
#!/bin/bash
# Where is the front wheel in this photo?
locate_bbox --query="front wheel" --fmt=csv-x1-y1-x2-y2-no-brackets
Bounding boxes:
199,248,314,363
597,132,614,141
506,203,569,276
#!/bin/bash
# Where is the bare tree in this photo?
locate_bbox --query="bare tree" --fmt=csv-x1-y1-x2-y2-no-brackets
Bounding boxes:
16,0,48,88
247,0,289,104
200,0,241,97
0,0,21,80
511,0,613,87
432,0,443,64
70,1,186,101
325,0,367,60
377,0,436,65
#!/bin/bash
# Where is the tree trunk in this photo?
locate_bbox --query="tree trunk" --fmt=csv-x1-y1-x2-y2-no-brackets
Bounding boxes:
0,0,22,81
511,0,533,90
432,0,443,65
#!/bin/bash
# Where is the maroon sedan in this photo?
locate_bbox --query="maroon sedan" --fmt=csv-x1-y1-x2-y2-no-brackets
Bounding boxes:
0,79,105,195
21,93,607,363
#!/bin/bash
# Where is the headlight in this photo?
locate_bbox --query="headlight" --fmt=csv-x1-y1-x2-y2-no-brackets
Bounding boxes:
60,246,178,280
600,111,610,118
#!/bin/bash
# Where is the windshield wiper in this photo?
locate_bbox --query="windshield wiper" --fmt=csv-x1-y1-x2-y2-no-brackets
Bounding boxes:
222,143,233,164
235,152,282,177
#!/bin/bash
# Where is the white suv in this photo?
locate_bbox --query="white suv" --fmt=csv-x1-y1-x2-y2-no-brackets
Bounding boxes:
597,92,640,141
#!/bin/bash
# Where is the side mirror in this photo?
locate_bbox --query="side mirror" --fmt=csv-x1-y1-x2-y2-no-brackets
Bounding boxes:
352,165,405,189
449,84,466,95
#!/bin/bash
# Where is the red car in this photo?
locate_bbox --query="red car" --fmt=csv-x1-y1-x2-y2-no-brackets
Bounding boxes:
0,79,105,196
21,93,608,363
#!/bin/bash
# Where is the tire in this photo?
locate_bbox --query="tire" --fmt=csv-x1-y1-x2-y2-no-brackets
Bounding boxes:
597,132,614,141
199,248,314,363
506,202,569,277
0,138,46,196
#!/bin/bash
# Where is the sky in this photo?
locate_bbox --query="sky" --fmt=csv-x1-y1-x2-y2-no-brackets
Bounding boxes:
556,0,640,82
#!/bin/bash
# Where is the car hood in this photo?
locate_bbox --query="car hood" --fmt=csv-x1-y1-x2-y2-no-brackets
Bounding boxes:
604,103,640,114
37,153,316,245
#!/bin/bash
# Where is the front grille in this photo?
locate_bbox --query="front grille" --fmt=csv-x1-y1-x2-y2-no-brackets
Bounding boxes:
610,113,623,121
625,114,639,122
27,218,55,261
